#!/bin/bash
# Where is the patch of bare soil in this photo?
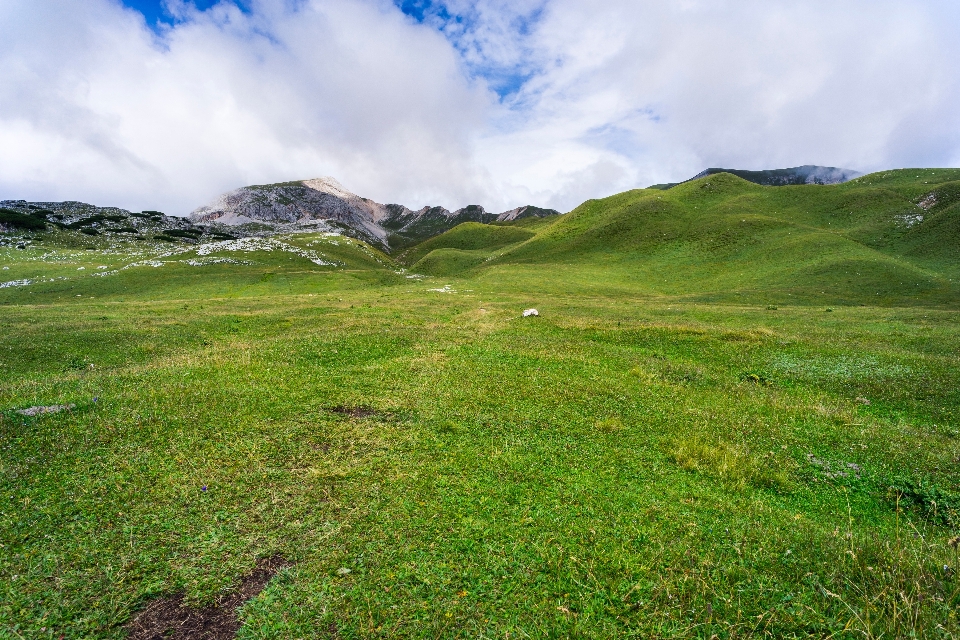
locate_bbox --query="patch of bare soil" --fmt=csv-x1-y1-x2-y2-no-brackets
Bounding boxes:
126,556,290,640
327,405,378,419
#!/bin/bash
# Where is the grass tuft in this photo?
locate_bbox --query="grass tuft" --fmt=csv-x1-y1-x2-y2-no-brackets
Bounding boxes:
594,416,625,433
670,437,790,491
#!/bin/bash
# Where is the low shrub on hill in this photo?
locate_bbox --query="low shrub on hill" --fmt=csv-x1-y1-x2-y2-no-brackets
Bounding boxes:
0,208,47,231
162,229,204,239
65,215,106,229
888,477,960,526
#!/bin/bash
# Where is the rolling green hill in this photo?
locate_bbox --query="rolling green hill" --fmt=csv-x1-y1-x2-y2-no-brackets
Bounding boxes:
401,222,535,270
410,169,960,306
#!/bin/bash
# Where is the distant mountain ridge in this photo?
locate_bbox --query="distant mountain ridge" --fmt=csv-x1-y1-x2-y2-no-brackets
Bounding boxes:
649,165,861,190
189,178,560,251
0,199,218,240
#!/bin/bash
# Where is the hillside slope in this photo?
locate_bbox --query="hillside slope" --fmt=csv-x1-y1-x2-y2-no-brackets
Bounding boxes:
649,165,861,189
402,222,535,265
415,169,960,306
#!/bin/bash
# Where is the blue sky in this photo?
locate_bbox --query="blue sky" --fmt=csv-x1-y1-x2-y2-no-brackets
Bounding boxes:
393,0,546,99
395,0,451,24
3,0,959,215
121,0,226,25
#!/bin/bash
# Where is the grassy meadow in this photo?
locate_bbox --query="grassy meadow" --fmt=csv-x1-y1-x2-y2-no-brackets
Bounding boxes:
2,170,960,638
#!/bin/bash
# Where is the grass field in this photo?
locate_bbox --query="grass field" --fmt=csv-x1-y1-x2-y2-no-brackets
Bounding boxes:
2,171,960,638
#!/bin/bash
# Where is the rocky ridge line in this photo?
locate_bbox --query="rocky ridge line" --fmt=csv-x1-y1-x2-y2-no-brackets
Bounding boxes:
188,178,561,251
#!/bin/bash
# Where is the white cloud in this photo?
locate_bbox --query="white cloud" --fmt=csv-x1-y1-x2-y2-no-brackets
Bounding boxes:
1,0,959,215
477,0,960,209
0,0,493,213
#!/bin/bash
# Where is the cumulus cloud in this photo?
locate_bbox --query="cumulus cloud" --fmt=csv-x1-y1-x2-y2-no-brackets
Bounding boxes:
0,0,492,213
474,0,960,209
1,0,958,214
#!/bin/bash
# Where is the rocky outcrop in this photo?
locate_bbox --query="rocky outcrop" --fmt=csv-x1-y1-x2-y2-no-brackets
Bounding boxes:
496,205,561,222
381,204,500,249
190,177,389,247
190,178,562,252
0,199,213,240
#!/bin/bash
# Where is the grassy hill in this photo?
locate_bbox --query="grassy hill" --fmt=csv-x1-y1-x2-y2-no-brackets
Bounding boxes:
409,169,960,306
2,170,960,638
401,222,535,266
398,222,536,276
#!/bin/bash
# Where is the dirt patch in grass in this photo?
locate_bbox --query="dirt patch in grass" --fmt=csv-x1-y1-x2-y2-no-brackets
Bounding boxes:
126,555,291,640
327,405,379,419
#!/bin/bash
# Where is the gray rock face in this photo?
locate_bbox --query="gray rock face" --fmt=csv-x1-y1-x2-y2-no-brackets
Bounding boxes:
190,178,562,252
190,177,389,247
496,205,561,222
381,204,497,248
0,199,215,239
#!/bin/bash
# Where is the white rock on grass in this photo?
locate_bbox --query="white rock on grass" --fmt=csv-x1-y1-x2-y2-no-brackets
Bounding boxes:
523,308,539,317
16,404,76,417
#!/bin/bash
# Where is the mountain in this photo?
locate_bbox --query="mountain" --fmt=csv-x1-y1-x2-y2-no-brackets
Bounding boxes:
494,205,564,222
407,168,960,307
649,165,861,190
1,180,563,253
189,178,561,252
5,168,958,308
0,199,230,242
380,204,497,251
189,177,390,246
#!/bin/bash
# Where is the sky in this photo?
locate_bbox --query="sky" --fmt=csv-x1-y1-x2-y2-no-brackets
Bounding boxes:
2,0,959,215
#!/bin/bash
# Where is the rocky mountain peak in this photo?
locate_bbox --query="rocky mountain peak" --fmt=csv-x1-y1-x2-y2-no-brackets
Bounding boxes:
300,177,356,201
189,179,561,252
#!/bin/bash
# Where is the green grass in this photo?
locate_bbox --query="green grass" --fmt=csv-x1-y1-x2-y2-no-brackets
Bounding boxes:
411,247,491,276
2,172,960,638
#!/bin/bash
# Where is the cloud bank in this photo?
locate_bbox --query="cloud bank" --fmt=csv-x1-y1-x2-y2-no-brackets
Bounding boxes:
1,0,959,214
